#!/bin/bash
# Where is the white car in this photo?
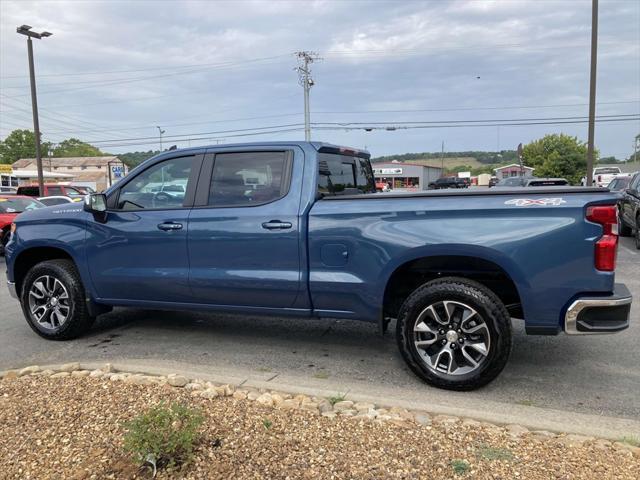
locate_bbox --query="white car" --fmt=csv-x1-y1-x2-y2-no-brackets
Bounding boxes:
581,167,623,187
37,195,77,206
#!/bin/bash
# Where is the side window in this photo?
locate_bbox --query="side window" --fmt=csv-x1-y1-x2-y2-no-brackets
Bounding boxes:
631,174,640,191
208,151,289,207
318,154,376,195
47,186,63,196
117,156,193,210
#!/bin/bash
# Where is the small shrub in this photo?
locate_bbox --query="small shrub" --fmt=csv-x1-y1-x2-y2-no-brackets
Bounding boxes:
263,418,273,430
451,459,470,475
123,402,204,471
328,393,346,405
477,444,515,461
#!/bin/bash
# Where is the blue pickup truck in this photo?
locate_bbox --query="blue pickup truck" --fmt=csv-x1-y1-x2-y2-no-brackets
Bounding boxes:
4,142,633,390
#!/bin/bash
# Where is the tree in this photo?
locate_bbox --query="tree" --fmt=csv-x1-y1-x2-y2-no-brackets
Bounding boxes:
522,134,593,185
0,129,45,164
53,138,103,157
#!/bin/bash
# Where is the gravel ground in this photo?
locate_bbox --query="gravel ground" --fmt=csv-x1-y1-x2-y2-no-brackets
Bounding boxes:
1,374,638,480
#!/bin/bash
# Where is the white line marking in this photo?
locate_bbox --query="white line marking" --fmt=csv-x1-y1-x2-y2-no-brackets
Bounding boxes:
620,244,638,256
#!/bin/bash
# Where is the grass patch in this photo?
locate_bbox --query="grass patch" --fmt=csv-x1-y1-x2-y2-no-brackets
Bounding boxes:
262,418,273,430
123,402,204,473
515,399,535,407
328,393,347,405
450,459,470,475
313,372,329,379
255,367,272,373
618,435,640,447
477,444,515,461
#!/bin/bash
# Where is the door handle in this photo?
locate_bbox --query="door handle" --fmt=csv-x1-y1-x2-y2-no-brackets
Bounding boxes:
261,220,292,230
157,222,183,231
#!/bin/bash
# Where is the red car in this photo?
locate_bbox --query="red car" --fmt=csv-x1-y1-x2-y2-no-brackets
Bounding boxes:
0,195,44,254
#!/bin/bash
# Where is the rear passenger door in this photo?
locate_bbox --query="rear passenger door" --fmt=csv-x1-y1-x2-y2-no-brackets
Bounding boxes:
187,148,304,309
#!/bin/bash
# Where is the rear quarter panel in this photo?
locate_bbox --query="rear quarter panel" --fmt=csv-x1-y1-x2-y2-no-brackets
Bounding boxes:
308,191,617,331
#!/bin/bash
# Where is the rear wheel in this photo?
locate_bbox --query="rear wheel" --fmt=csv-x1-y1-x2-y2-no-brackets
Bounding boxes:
20,259,95,340
396,277,512,391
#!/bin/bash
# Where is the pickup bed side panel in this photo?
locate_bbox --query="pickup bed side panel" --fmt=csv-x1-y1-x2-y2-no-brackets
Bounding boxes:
308,193,615,331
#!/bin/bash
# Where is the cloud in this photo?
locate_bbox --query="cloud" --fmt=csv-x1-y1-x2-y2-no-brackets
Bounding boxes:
0,0,638,158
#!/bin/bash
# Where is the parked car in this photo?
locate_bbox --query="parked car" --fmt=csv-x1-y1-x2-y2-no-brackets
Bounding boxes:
581,166,622,187
607,175,632,193
494,177,569,187
17,184,85,200
0,195,44,254
428,177,464,189
0,186,17,194
618,171,640,249
488,177,499,188
4,142,632,391
37,196,76,207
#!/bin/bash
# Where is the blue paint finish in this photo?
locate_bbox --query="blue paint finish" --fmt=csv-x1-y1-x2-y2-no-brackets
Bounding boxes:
4,141,626,335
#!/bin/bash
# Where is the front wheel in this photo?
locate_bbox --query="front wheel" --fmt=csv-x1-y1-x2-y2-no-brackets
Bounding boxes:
20,259,95,340
396,277,512,391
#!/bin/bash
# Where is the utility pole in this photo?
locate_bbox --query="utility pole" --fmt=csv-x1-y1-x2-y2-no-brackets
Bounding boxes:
295,51,321,141
17,25,52,197
586,0,599,186
156,126,165,152
440,141,445,174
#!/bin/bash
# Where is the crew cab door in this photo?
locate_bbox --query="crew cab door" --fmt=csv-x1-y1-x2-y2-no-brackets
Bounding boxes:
86,153,202,303
187,148,304,309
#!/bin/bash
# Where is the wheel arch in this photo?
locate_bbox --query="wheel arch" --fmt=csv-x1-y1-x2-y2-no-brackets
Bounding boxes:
380,247,528,327
13,246,77,298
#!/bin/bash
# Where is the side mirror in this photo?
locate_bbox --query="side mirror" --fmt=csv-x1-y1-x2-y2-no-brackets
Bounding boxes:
84,193,107,213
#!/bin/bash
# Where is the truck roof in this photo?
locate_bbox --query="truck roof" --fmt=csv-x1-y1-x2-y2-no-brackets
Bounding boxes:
155,141,370,157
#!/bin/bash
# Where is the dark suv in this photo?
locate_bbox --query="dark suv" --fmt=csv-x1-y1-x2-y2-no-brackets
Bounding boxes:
428,177,466,189
619,172,640,249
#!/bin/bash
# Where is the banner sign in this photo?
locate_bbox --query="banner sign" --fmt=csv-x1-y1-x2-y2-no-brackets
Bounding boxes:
373,168,403,175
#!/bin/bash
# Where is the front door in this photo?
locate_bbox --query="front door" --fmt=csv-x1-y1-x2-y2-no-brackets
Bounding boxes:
86,154,201,303
187,149,304,309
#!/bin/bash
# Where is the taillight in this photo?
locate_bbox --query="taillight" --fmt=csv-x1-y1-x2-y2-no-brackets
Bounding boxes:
586,205,618,271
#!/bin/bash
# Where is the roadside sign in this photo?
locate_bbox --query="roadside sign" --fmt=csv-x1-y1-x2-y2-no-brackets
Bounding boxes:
0,165,13,174
374,168,403,175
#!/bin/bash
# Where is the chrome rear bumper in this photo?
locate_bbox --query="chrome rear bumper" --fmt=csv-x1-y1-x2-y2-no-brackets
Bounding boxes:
565,284,632,335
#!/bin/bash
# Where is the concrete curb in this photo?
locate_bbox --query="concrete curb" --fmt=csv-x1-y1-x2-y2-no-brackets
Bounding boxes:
15,359,639,441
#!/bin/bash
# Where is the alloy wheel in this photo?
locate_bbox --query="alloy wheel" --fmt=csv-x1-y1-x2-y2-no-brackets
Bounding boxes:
28,275,71,330
413,300,491,376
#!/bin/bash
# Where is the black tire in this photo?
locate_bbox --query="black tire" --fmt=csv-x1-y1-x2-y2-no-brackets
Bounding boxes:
635,217,640,250
20,259,95,340
396,277,512,391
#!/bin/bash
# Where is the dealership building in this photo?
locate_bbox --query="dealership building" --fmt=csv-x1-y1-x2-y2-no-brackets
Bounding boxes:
373,162,443,191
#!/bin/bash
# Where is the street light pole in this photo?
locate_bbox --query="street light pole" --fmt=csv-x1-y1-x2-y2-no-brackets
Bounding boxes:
157,126,165,152
586,0,599,186
17,25,52,197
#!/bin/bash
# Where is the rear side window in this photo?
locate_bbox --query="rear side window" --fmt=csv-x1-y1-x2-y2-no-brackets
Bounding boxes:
47,186,63,196
318,154,375,195
208,151,290,207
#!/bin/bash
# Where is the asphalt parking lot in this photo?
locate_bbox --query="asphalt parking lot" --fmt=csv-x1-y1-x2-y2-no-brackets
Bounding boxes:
1,237,638,422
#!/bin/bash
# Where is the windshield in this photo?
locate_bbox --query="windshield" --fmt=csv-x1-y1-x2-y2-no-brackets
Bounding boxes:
496,177,524,186
0,197,43,213
607,177,630,191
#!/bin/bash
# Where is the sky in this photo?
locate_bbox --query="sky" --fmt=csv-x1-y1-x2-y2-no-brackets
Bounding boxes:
0,0,639,159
